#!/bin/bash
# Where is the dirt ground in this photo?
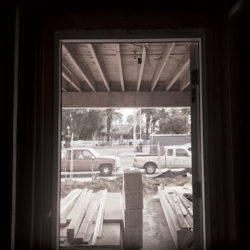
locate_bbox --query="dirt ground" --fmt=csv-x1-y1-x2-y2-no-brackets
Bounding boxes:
60,174,192,198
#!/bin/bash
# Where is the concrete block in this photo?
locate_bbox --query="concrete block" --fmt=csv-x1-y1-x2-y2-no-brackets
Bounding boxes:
124,227,143,248
123,190,143,210
123,171,142,191
125,209,143,228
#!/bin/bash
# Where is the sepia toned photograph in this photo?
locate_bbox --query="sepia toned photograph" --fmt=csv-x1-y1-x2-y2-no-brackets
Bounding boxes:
7,2,249,250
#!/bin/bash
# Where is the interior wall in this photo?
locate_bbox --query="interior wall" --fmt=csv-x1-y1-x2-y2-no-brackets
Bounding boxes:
9,3,249,250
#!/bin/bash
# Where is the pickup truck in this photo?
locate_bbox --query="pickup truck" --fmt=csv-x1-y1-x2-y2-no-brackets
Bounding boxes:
133,145,191,174
61,147,120,176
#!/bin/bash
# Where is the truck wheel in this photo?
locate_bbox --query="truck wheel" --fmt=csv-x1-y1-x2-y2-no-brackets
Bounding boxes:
145,163,156,174
100,165,112,176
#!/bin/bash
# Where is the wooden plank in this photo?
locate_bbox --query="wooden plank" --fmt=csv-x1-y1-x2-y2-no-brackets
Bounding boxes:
75,191,103,243
62,72,81,92
151,43,175,91
62,44,96,92
166,192,190,229
61,223,121,249
165,59,190,91
88,44,110,92
61,189,80,208
180,80,190,91
91,189,107,245
95,223,121,247
103,193,123,223
137,45,146,92
67,189,92,241
115,44,125,91
179,193,193,216
60,189,82,225
82,212,98,243
158,189,179,247
62,91,190,108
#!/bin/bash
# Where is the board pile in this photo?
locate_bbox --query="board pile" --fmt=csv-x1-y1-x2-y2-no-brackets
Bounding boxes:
158,186,193,250
60,188,123,249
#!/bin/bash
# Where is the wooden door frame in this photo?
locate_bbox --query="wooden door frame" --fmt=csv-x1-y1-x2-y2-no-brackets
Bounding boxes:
54,30,207,249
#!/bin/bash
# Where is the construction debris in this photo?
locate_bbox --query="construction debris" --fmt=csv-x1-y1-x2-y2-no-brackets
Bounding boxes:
60,188,123,249
158,186,193,250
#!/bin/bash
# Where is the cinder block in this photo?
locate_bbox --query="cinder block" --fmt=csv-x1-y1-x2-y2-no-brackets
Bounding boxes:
123,171,142,191
123,190,143,210
125,209,143,228
124,227,143,248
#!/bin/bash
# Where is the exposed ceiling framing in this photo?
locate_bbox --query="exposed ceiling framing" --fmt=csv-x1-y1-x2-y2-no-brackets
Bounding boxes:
61,42,192,107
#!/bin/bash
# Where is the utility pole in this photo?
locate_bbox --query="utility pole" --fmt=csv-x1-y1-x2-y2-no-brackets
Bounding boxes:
139,108,142,142
133,108,136,149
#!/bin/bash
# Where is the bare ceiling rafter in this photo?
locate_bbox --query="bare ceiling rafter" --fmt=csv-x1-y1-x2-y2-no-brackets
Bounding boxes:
62,72,81,92
62,45,96,92
151,43,175,91
115,44,125,92
88,44,110,92
137,45,147,92
180,80,190,91
165,59,190,91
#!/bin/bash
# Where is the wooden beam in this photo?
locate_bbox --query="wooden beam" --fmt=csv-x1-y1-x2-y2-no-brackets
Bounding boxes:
115,44,125,92
88,44,110,92
165,59,190,91
137,45,146,92
62,91,190,107
62,72,81,92
151,43,175,91
62,87,67,92
62,45,96,92
180,80,190,91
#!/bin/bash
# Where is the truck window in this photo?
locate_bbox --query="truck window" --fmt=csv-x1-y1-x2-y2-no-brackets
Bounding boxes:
167,149,173,156
73,150,84,159
176,148,188,156
82,150,93,159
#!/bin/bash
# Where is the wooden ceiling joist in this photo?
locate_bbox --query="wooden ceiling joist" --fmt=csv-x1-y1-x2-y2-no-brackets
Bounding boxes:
62,72,81,92
115,44,125,92
88,44,111,92
137,45,147,92
62,45,96,92
180,80,190,91
151,43,175,91
165,59,190,91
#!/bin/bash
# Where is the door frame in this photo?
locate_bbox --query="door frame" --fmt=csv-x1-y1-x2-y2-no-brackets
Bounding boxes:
54,30,207,249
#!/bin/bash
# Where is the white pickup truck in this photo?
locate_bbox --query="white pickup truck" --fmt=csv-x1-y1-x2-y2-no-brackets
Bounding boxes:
133,145,191,174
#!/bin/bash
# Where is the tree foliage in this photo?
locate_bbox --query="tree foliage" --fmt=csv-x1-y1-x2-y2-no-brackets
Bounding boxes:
158,108,190,134
62,108,124,141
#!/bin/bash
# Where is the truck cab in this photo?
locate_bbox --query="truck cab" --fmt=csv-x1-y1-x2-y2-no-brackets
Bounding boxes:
163,145,191,169
133,144,191,174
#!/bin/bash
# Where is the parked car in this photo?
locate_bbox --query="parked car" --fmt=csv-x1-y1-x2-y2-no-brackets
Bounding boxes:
61,147,120,176
133,145,191,174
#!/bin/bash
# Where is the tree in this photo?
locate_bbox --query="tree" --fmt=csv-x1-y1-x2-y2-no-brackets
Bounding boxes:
140,109,163,139
79,110,105,140
61,109,105,140
158,108,190,134
105,109,123,141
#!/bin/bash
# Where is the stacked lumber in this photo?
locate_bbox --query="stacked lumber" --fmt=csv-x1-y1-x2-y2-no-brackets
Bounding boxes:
123,170,143,248
158,186,193,250
60,188,124,249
